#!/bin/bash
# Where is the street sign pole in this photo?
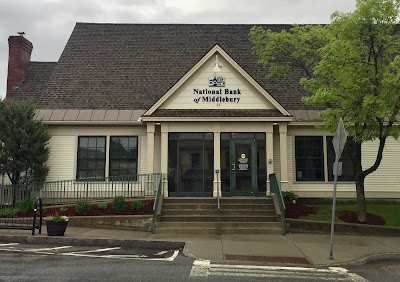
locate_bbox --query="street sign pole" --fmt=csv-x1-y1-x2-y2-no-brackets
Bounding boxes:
329,150,340,260
329,118,347,260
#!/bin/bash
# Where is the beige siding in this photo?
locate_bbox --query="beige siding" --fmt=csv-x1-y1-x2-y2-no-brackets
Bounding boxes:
160,55,275,110
273,134,281,181
362,137,400,191
287,128,400,198
47,136,76,181
47,125,147,180
140,135,147,175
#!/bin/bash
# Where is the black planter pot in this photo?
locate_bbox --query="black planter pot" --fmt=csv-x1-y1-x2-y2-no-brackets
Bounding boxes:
46,221,68,236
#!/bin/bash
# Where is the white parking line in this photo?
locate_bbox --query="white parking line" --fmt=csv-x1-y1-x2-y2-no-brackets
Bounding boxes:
68,247,121,254
155,251,168,255
0,243,19,247
63,249,180,261
27,246,73,252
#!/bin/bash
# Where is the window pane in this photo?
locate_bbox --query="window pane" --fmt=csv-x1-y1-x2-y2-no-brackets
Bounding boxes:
327,136,354,181
77,137,106,180
168,133,213,194
79,137,88,148
109,136,138,177
295,136,324,181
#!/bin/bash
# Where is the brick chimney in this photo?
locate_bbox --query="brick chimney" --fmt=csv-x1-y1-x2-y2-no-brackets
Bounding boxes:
6,33,33,96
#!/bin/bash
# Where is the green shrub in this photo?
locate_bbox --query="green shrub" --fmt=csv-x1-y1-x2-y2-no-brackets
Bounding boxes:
131,200,144,210
76,200,91,214
0,208,18,218
17,198,34,213
59,207,68,214
97,202,107,210
112,196,126,213
282,191,299,203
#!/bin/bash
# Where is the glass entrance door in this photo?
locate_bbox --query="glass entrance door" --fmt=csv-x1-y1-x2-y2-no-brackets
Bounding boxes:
230,139,257,195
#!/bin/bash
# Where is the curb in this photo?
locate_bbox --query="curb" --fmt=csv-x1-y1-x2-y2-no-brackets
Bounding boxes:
331,252,400,267
0,234,185,250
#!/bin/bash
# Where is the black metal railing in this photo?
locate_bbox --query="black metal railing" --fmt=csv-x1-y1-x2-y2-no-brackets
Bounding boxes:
0,197,42,235
151,174,164,233
216,170,221,235
1,173,162,206
269,173,286,232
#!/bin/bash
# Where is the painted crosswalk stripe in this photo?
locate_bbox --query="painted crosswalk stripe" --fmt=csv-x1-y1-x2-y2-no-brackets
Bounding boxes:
189,261,369,282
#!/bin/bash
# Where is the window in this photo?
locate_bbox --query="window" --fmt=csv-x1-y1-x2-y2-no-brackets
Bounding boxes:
295,136,354,182
295,136,324,181
109,136,138,177
326,136,354,181
77,137,106,180
168,133,214,195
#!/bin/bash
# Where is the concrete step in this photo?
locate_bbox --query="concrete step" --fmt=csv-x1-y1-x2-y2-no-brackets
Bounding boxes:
219,198,273,205
220,215,277,222
220,203,275,210
220,222,281,228
163,197,215,204
155,225,283,234
157,222,281,229
162,203,217,210
161,209,276,216
155,228,217,234
160,215,217,222
157,222,217,228
162,209,217,216
160,215,277,222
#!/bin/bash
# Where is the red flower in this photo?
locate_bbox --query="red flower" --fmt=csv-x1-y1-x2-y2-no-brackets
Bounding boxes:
55,211,60,216
47,214,52,217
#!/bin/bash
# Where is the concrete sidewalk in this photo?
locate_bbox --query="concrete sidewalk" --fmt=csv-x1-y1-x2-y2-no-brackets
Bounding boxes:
1,227,399,266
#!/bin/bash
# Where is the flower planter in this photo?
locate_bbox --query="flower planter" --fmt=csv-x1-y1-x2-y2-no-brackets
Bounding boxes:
46,221,68,236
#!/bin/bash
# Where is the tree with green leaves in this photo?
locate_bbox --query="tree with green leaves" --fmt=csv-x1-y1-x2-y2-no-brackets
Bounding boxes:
250,0,400,222
0,100,51,187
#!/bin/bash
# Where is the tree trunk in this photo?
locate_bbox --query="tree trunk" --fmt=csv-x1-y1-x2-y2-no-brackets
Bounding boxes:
355,176,367,222
353,140,367,223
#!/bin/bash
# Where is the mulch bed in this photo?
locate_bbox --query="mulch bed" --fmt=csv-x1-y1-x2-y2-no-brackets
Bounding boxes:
337,210,386,225
285,202,386,226
285,203,316,219
22,200,154,217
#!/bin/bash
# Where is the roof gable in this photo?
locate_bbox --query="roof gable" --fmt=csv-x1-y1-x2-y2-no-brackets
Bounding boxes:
145,45,290,116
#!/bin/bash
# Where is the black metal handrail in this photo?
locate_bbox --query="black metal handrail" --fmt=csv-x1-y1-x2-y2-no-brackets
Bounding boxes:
269,173,286,232
216,170,221,235
151,174,163,233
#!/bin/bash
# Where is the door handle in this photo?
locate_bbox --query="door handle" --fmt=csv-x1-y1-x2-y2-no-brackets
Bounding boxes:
231,164,235,171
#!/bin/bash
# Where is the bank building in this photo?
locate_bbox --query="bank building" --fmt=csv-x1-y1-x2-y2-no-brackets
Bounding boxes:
3,24,399,233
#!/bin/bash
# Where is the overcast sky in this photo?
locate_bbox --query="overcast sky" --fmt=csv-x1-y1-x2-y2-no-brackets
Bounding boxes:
0,0,357,99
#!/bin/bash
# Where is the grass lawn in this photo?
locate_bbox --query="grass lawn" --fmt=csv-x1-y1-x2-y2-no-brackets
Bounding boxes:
299,204,400,227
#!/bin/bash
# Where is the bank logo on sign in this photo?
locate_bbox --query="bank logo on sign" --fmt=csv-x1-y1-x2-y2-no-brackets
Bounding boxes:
209,75,225,87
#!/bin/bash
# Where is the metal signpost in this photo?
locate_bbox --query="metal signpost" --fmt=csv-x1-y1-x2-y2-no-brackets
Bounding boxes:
329,118,347,260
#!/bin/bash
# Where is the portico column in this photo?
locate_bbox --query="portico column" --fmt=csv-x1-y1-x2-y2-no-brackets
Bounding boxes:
279,123,289,192
213,123,221,198
161,123,169,197
266,123,274,195
146,123,155,175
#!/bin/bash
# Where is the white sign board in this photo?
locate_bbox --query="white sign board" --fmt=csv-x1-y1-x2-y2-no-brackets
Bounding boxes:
332,118,347,160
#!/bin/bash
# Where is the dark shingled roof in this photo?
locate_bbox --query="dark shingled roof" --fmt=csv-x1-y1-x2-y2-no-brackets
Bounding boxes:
8,62,56,102
8,23,313,111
